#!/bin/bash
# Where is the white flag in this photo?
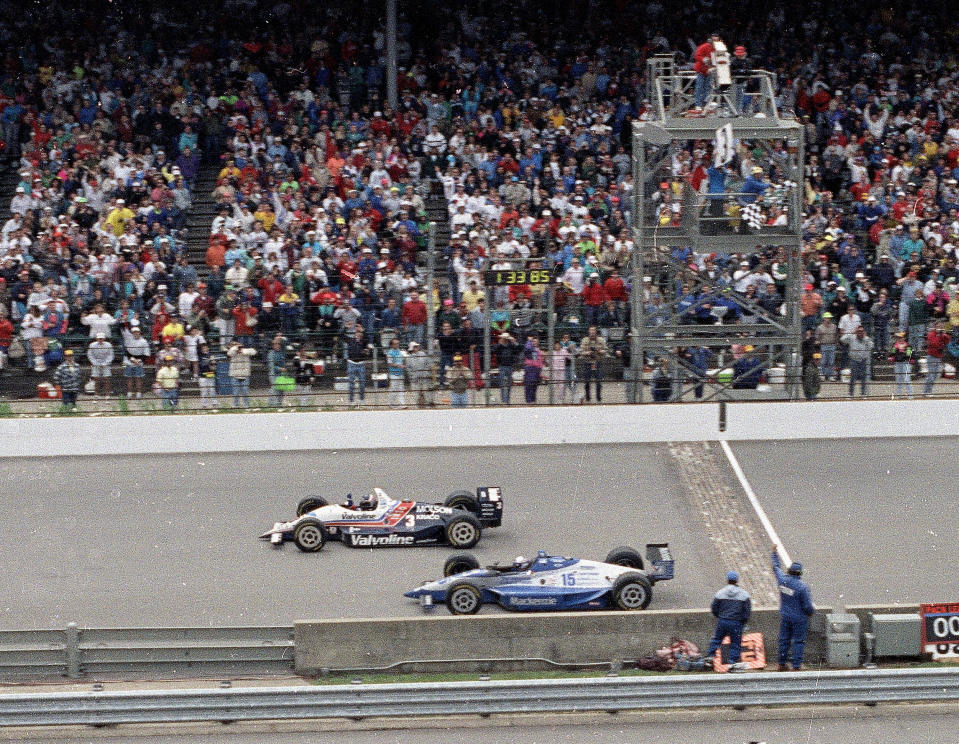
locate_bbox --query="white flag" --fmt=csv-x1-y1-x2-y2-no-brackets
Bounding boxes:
714,123,734,166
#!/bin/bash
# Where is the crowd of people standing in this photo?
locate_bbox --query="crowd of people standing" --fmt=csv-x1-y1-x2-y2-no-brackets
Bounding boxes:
0,0,958,407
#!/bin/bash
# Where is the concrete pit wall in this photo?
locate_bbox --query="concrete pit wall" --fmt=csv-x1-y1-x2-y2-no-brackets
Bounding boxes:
295,607,831,675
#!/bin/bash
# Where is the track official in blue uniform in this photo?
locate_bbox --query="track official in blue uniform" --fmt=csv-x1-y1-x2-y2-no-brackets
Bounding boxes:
707,570,751,665
772,545,815,671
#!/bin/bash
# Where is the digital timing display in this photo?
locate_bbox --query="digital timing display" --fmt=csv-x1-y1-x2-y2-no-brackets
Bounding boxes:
921,603,959,658
484,269,552,286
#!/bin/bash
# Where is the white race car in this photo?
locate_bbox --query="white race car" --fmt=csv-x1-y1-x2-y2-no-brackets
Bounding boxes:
259,487,503,552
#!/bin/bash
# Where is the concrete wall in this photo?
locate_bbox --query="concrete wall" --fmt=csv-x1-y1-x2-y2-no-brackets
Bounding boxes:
294,607,831,674
5,399,959,458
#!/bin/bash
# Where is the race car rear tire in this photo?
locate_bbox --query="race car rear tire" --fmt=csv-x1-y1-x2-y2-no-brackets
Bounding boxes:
444,490,480,515
445,582,483,615
444,552,480,576
445,514,482,549
293,519,326,552
605,546,644,570
297,496,328,517
611,572,652,610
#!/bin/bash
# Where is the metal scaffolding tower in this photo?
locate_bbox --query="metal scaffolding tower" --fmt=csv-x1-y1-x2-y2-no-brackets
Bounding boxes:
628,54,805,402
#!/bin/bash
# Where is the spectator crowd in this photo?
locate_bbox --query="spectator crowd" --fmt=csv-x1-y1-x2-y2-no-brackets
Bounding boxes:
1,0,959,407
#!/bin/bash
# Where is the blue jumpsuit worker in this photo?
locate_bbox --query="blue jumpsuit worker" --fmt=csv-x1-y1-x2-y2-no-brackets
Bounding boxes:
772,545,815,670
707,570,752,664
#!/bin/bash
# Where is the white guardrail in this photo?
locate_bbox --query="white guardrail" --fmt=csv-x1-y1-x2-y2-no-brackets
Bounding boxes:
3,669,959,726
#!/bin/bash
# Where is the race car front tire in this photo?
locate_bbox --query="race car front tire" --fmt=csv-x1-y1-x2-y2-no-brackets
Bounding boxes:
297,496,329,517
445,582,483,615
445,514,482,549
293,519,326,552
444,490,480,516
444,552,480,576
605,546,644,570
611,572,652,610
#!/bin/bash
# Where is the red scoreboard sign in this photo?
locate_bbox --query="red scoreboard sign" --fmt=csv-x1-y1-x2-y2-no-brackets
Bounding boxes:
920,603,959,659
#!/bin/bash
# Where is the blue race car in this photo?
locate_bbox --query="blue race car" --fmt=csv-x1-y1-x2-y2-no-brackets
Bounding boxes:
405,544,674,614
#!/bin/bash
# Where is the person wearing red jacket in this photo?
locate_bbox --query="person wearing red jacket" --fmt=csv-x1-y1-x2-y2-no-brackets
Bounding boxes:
401,291,428,344
311,286,338,307
498,153,520,174
232,300,259,347
258,271,285,305
811,86,832,115
151,309,170,344
498,206,519,229
693,34,719,109
0,306,12,373
370,111,391,137
924,320,949,395
582,274,607,327
508,283,532,304
532,210,558,236
337,255,358,287
603,268,627,321
192,285,215,319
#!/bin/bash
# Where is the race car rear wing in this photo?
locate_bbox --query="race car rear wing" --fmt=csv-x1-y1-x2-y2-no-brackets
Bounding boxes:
646,543,674,583
476,486,503,527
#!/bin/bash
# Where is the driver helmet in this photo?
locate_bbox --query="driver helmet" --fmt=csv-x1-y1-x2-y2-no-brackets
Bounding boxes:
513,555,528,570
358,493,377,511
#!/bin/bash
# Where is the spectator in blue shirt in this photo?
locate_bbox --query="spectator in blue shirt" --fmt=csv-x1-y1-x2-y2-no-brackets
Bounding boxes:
707,570,751,666
739,167,769,205
704,164,730,234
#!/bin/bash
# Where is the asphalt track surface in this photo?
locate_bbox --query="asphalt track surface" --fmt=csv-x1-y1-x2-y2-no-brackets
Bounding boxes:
733,437,959,608
4,437,953,629
0,445,719,628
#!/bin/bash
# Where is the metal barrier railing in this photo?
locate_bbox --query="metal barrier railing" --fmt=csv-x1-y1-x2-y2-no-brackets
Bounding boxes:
3,668,959,725
3,368,957,414
0,624,294,680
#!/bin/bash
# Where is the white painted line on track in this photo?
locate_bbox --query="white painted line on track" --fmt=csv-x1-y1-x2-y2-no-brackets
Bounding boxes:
719,440,792,566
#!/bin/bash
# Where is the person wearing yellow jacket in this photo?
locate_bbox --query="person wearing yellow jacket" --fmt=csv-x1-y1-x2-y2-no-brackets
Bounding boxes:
155,355,180,410
105,199,134,236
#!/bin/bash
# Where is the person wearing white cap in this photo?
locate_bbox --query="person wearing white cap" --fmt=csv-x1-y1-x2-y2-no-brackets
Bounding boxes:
87,332,115,399
451,202,474,231
10,186,32,215
105,198,134,236
122,319,150,399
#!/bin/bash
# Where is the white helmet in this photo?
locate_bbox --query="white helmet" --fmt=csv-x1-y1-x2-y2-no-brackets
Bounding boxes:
513,556,528,570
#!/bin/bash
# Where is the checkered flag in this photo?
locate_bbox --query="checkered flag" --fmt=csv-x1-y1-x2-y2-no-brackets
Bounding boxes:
741,202,764,231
